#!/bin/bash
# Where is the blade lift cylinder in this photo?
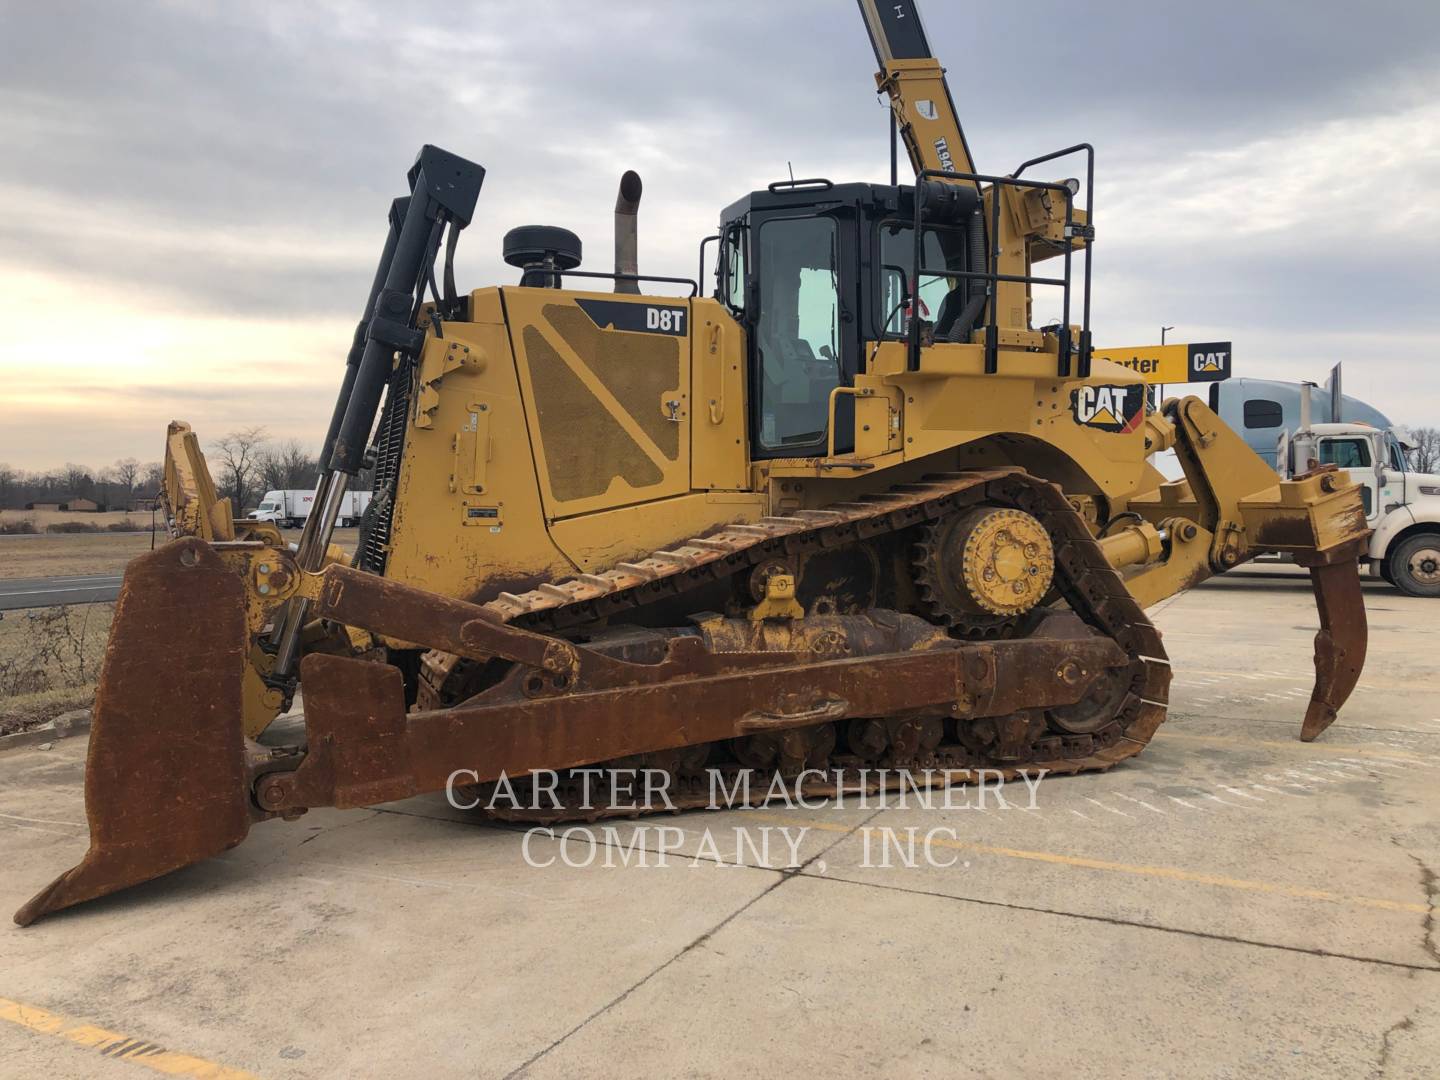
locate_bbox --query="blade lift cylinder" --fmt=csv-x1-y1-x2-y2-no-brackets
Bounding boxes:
270,146,485,681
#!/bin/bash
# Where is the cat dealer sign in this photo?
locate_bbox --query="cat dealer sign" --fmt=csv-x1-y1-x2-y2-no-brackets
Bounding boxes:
1090,341,1233,384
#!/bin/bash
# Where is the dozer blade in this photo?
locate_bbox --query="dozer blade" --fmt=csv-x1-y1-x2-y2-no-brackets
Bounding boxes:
14,539,253,926
1296,538,1369,742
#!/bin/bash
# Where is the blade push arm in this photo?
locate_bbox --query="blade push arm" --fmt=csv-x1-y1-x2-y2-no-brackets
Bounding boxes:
1118,396,1371,742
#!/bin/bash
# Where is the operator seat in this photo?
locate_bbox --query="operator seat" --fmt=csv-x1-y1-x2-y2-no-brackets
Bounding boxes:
933,284,968,341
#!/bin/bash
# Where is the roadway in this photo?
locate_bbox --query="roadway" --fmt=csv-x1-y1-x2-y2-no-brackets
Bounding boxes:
0,575,123,611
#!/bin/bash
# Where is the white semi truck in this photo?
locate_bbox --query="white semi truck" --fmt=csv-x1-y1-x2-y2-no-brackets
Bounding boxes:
1148,363,1435,595
249,489,371,529
1275,401,1439,598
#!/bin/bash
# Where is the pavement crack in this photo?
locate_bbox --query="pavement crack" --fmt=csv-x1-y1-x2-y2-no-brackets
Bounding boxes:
1410,854,1440,968
1374,1012,1415,1078
297,809,383,845
808,873,1440,975
499,809,884,1079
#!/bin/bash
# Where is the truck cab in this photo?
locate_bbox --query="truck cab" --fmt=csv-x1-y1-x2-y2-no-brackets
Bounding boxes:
1281,422,1440,596
249,491,296,528
248,490,313,529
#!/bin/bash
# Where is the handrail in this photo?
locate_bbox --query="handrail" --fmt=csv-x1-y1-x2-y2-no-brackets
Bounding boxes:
697,233,719,296
1014,144,1095,377
522,268,700,297
909,150,1094,378
825,386,871,458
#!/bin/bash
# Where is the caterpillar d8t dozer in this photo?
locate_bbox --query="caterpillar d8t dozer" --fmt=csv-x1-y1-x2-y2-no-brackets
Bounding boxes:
15,0,1370,925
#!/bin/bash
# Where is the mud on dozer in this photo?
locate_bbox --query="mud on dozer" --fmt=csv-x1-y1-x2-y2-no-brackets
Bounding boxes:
15,3,1371,925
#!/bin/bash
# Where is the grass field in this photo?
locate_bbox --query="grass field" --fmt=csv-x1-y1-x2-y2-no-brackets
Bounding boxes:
0,509,164,579
0,518,358,580
0,508,164,530
0,531,159,579
0,603,113,733
0,523,357,732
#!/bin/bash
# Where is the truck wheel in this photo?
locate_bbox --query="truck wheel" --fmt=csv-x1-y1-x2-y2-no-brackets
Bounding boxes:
1387,534,1440,598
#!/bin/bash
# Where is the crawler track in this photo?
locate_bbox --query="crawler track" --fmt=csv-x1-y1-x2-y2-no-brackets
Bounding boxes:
416,469,1171,818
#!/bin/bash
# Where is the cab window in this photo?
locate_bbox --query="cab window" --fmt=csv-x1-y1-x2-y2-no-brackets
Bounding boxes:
1243,399,1284,429
877,222,969,339
1387,435,1407,472
1318,437,1371,469
754,215,841,452
721,224,746,313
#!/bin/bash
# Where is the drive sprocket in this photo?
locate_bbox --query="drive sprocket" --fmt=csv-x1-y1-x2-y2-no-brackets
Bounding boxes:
911,505,1055,638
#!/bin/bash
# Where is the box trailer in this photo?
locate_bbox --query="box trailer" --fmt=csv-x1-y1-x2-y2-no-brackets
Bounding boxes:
249,489,371,528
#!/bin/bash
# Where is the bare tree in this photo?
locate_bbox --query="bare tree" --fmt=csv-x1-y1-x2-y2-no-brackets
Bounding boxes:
256,438,318,492
61,463,93,499
255,447,287,493
0,463,14,509
141,461,164,495
210,427,268,512
112,458,141,500
279,439,317,487
1408,427,1439,474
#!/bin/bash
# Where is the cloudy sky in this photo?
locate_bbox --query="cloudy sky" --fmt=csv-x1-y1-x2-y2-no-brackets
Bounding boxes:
2,0,1438,472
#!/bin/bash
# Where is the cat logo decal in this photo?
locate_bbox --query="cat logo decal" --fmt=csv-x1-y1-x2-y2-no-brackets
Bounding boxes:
1071,384,1145,434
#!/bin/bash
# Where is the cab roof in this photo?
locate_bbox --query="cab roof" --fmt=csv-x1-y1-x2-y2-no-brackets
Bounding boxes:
719,181,908,225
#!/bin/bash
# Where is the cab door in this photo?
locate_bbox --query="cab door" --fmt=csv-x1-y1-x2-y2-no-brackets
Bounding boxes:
746,211,857,457
1317,433,1380,523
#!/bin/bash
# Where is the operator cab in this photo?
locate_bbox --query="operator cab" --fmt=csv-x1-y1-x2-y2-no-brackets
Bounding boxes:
715,179,983,459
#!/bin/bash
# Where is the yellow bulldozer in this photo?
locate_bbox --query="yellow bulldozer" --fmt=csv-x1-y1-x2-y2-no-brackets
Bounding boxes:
16,0,1369,925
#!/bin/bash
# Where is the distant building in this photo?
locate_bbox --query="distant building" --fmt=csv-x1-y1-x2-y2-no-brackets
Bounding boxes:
25,496,101,512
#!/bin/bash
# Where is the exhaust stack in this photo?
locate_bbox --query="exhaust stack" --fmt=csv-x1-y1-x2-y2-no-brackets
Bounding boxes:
614,170,642,294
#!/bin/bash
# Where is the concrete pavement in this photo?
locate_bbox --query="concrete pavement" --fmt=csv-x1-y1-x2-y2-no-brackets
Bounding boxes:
0,565,1436,1078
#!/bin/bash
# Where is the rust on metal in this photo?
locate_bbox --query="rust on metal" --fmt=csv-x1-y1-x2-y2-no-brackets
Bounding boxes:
14,539,253,926
1295,536,1369,741
16,470,1181,922
260,621,1129,814
29,469,1385,923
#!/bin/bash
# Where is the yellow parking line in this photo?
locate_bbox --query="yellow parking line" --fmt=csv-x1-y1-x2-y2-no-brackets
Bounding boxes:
0,996,258,1079
746,815,1427,915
